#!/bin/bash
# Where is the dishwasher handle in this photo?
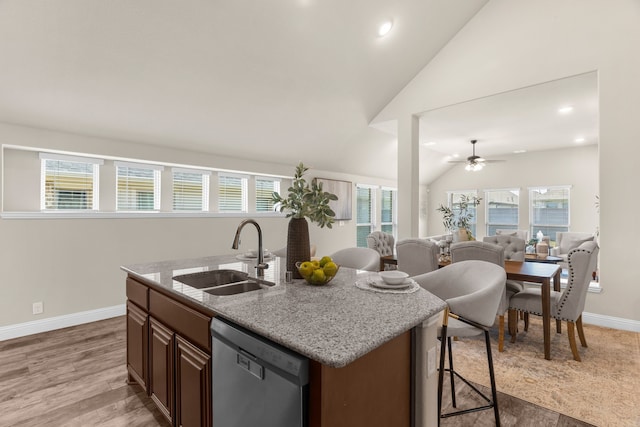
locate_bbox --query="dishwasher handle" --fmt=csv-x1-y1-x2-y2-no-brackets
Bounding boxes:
237,349,264,380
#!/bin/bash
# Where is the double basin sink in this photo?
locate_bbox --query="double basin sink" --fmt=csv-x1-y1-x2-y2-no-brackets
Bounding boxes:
173,269,276,296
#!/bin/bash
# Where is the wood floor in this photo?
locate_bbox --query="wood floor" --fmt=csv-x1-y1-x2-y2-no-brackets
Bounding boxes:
0,316,594,427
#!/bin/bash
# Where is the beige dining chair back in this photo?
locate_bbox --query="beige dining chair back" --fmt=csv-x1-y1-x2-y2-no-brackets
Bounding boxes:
366,231,395,257
450,241,510,352
395,238,439,277
482,235,527,302
412,260,505,425
509,240,599,361
330,247,380,272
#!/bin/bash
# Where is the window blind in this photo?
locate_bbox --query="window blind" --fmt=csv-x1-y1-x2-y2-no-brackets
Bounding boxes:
356,185,375,247
39,153,102,210
116,162,162,211
380,188,396,236
529,187,570,241
485,189,519,236
218,174,248,212
255,177,280,212
173,168,210,211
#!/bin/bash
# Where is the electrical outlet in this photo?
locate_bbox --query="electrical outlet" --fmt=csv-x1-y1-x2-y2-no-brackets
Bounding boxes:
339,221,344,226
32,301,43,315
427,347,436,377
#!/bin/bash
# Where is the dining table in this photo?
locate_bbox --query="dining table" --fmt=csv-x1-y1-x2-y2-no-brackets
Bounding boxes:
383,255,562,360
503,260,562,360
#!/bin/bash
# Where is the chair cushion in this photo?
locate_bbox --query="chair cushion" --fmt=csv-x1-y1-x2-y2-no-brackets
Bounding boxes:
438,317,484,338
509,288,563,316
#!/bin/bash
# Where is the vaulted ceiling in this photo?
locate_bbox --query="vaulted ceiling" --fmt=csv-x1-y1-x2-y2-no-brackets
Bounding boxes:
0,0,489,181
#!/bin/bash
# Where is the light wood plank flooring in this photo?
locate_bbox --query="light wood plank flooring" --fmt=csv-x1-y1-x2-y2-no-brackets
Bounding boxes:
1,316,595,426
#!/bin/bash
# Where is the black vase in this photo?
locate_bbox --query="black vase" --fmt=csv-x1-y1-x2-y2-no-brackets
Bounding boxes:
287,217,311,279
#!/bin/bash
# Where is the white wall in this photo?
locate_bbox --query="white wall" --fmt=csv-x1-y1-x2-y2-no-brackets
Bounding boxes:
425,145,598,240
374,0,640,322
0,122,393,328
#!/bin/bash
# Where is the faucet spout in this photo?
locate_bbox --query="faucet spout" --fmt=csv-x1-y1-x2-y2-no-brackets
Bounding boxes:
232,219,268,277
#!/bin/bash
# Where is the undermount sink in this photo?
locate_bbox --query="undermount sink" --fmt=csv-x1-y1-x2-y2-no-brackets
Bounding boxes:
173,269,275,296
203,281,263,296
173,269,249,289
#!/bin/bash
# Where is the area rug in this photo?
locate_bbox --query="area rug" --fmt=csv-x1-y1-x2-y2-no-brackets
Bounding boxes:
447,317,640,427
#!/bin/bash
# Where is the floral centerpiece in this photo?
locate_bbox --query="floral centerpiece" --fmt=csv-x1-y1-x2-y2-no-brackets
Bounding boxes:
272,162,338,277
436,195,482,241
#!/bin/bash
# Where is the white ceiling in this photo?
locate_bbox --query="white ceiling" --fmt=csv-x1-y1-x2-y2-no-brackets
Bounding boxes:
415,71,599,183
0,0,488,180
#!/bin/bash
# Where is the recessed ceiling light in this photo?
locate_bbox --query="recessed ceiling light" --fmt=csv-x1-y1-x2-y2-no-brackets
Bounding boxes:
452,153,459,158
513,149,527,154
423,141,436,146
378,20,393,37
558,106,573,114
574,137,586,143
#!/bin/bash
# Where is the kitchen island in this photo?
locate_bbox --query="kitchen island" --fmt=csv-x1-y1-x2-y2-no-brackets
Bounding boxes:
122,254,446,427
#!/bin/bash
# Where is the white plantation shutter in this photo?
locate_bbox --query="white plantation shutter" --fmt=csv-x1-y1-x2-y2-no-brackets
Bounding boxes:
115,162,163,211
356,184,375,247
40,153,102,210
173,168,210,211
218,173,248,212
380,187,396,237
255,177,280,212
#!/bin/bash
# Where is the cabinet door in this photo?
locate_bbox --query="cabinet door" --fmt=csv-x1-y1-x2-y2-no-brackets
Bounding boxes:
126,301,148,391
149,317,174,424
175,335,211,427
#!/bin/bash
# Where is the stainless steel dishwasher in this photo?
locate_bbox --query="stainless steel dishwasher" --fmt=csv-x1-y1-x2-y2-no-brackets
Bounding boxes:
211,317,309,427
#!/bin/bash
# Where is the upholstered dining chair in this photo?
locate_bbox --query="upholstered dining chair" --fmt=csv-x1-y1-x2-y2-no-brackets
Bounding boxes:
330,247,380,272
450,241,510,352
413,260,506,426
366,231,395,256
395,238,439,277
509,240,599,361
366,231,396,270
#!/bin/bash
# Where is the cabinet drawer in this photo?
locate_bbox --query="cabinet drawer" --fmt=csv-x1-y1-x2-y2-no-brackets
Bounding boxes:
126,277,149,310
149,290,211,351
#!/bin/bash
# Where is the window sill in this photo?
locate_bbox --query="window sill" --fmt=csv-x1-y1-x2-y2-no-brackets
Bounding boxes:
0,211,285,220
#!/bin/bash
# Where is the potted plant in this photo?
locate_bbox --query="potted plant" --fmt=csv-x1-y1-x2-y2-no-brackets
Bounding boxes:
272,162,338,277
436,195,482,241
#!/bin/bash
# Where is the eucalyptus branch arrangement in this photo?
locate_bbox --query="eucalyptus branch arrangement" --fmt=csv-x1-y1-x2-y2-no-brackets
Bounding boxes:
436,195,482,236
272,162,338,228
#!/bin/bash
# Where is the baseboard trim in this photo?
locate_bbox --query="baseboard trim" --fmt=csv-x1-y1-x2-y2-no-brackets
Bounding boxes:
1,305,637,341
0,304,126,341
582,312,640,332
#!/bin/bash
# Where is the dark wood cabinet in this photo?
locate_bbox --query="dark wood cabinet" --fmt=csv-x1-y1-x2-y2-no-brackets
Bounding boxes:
126,301,148,391
149,317,175,423
125,276,213,427
175,335,211,427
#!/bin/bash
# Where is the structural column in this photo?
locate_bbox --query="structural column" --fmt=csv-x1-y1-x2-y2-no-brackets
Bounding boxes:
397,114,420,239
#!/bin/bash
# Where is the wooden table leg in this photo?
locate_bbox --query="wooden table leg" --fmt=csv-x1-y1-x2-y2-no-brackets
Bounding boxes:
542,278,551,360
554,268,562,333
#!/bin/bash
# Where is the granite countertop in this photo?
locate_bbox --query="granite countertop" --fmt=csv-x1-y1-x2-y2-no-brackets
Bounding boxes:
121,254,446,368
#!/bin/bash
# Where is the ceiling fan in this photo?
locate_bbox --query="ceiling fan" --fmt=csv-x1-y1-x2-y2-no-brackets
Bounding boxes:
448,139,504,171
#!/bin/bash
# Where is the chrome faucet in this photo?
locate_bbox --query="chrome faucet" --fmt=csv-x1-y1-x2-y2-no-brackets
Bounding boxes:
232,219,269,277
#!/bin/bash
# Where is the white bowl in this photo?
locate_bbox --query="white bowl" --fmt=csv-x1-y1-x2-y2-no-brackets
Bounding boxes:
379,270,409,285
246,249,268,258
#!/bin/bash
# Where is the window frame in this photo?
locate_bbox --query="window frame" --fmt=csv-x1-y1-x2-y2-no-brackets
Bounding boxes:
355,184,376,248
115,161,163,212
447,189,480,236
380,187,397,240
39,153,103,211
255,176,281,212
218,172,249,213
172,167,210,212
484,188,520,236
528,185,571,242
